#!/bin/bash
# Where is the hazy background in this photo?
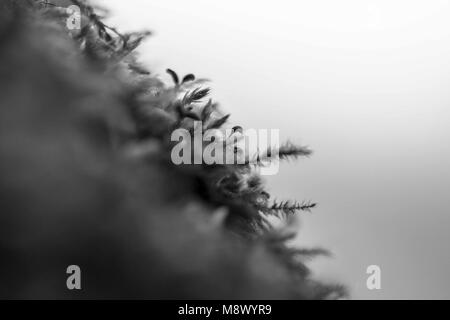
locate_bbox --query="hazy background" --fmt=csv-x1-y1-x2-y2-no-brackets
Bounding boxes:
98,0,450,299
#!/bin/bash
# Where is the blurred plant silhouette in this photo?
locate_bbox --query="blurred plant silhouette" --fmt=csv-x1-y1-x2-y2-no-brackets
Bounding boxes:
0,0,346,299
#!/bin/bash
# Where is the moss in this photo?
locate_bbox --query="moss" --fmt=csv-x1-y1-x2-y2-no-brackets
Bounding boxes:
0,0,346,299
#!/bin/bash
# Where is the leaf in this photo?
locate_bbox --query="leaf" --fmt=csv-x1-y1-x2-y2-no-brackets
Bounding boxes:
277,141,312,160
207,114,230,129
201,99,213,121
182,74,195,83
121,31,151,56
166,68,179,85
270,200,316,215
190,88,210,101
231,126,243,133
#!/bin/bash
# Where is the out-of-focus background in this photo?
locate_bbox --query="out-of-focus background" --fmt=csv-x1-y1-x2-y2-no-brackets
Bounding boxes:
98,0,450,299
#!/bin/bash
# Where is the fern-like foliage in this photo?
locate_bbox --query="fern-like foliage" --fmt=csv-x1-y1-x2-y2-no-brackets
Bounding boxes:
0,0,347,299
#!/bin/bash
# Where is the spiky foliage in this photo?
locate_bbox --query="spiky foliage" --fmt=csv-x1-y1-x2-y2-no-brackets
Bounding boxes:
0,0,346,299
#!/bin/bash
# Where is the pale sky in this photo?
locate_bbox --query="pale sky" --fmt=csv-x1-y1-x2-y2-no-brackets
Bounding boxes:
98,0,450,299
